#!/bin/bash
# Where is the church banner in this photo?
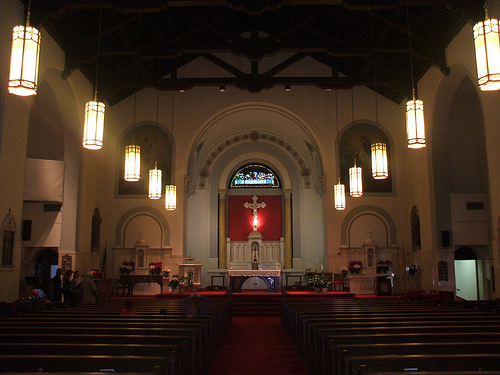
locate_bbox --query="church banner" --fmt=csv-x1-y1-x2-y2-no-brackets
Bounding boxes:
228,195,282,241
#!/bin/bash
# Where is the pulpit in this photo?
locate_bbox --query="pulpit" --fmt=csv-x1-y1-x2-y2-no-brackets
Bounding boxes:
178,264,202,289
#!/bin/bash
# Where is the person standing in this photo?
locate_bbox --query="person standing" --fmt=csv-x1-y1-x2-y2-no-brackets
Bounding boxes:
69,270,82,306
52,268,63,303
79,272,97,305
62,270,74,306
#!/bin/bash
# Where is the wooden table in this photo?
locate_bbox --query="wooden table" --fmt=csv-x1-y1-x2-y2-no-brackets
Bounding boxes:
227,270,281,293
118,274,164,296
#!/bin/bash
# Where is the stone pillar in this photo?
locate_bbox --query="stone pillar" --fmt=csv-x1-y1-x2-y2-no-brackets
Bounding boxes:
284,192,292,269
218,193,227,269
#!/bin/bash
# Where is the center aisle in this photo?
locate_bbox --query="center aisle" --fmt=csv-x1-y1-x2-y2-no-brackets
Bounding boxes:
208,316,308,375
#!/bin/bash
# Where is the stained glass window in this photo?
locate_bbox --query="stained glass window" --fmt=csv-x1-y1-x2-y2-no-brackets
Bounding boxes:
230,164,280,188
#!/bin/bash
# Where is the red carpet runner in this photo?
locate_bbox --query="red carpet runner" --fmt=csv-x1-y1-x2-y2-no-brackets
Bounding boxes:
208,316,308,375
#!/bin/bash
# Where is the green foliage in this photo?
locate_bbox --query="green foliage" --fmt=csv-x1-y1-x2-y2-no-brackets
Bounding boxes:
306,273,331,288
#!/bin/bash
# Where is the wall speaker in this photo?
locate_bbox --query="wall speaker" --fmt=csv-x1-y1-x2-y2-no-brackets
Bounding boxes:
21,220,32,241
441,230,451,248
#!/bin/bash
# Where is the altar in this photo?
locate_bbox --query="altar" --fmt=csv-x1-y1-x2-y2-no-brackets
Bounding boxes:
227,270,281,293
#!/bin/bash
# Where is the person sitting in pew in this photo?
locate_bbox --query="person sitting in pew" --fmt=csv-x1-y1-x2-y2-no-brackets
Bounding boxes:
121,299,138,315
181,292,211,318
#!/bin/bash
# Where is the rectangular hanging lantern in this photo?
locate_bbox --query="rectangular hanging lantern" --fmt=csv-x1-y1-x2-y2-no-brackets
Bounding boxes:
8,25,40,96
334,181,346,210
349,161,363,197
371,142,388,179
165,185,177,210
83,101,105,150
149,166,162,199
406,99,426,149
124,145,141,181
474,17,500,91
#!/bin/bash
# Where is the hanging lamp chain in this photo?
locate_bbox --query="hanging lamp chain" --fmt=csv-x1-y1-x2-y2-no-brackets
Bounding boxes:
94,0,103,101
406,0,416,98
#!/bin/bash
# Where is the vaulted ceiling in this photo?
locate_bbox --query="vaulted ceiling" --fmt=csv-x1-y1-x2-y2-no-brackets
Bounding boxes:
25,0,484,106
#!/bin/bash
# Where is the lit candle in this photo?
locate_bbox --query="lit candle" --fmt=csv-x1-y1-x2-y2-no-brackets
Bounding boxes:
229,263,232,270
276,263,279,270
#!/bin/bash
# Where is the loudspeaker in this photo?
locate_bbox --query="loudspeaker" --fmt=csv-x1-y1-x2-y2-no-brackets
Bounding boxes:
21,220,32,241
441,230,451,248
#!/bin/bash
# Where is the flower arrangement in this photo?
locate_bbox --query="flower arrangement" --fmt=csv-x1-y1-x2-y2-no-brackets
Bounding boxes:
149,262,163,274
377,260,392,273
349,260,362,274
120,261,135,274
162,268,170,277
306,273,331,289
341,267,349,276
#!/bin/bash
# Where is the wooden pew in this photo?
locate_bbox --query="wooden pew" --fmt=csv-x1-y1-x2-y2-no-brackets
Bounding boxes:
342,353,500,375
0,353,180,373
339,342,500,375
326,332,500,375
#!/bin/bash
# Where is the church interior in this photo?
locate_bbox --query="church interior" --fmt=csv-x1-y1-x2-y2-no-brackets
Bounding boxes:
2,0,500,373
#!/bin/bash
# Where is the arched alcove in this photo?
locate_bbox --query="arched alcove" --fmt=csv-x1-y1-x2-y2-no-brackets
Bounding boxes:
117,123,173,196
339,122,393,193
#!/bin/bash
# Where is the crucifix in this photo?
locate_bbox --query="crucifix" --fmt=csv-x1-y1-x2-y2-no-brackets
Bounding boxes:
244,195,266,232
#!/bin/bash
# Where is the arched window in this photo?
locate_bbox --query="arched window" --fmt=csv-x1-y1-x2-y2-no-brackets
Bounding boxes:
339,123,392,193
230,164,280,188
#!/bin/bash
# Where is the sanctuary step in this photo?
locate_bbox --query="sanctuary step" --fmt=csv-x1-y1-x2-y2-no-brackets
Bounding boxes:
229,292,282,317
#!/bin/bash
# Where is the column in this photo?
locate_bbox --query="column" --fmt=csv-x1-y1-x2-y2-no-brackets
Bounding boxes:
218,193,227,269
284,192,292,269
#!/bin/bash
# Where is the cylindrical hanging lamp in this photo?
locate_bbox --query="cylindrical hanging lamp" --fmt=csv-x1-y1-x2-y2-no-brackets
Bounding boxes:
8,24,40,96
124,145,141,181
83,100,105,150
165,185,177,210
406,93,426,149
474,5,500,91
371,142,388,179
334,179,346,210
149,162,162,199
349,160,363,197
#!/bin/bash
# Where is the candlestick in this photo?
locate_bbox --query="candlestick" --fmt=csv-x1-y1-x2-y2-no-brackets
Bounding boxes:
276,263,279,270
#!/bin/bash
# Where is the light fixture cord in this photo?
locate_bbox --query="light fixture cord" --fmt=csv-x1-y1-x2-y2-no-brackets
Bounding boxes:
155,58,161,165
406,0,416,100
335,89,340,183
370,9,380,127
133,16,141,127
26,0,32,27
94,0,103,101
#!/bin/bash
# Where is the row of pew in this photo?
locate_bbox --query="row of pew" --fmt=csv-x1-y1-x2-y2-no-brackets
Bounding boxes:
281,297,500,375
0,297,232,375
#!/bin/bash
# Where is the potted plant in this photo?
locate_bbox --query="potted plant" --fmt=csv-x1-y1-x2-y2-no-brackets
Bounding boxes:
119,261,135,274
184,270,194,292
341,267,349,277
377,260,392,273
149,262,163,275
168,274,181,294
349,260,362,274
306,273,330,292
162,268,170,278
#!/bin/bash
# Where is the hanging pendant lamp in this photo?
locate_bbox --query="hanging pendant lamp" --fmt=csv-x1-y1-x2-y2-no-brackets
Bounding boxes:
474,3,500,91
165,185,177,210
149,162,162,199
165,91,177,210
83,99,105,150
83,2,104,150
406,91,426,149
371,142,388,179
333,90,346,210
124,145,141,181
369,11,389,179
334,178,346,210
405,2,426,149
149,61,163,199
349,160,363,197
8,1,40,96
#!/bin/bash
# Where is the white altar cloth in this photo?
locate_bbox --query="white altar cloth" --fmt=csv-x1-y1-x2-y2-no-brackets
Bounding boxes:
227,270,281,277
